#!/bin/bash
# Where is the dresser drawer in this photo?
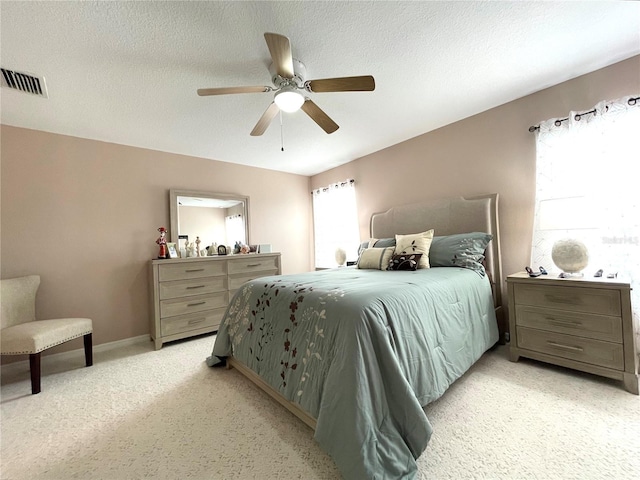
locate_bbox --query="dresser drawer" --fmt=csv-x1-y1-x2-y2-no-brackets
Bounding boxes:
159,276,227,300
515,305,623,343
514,284,621,316
517,326,624,370
160,292,228,318
228,269,279,291
158,261,226,282
160,308,225,336
227,256,279,274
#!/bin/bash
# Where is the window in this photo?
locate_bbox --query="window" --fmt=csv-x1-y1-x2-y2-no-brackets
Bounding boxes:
225,214,246,246
531,95,640,336
312,179,360,269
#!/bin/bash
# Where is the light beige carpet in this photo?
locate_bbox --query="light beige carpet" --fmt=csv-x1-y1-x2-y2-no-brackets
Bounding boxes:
1,335,638,479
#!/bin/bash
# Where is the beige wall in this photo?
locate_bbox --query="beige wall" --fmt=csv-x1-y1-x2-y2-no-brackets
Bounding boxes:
311,56,640,297
0,128,312,359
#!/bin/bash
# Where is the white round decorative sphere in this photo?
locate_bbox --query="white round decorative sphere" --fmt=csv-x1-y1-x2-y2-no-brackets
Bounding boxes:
335,248,347,266
551,239,589,273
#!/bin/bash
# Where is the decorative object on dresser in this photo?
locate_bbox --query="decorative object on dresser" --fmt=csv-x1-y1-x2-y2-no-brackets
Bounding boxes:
258,244,272,254
149,253,281,349
507,272,638,394
166,242,178,259
155,226,168,259
178,235,189,258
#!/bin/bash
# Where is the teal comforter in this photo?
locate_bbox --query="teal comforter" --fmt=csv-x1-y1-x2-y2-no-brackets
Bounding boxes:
208,266,498,479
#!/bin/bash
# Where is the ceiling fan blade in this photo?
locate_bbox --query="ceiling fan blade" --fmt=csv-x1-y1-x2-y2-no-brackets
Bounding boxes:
264,32,294,78
197,86,270,96
300,99,339,134
250,102,280,136
305,75,375,93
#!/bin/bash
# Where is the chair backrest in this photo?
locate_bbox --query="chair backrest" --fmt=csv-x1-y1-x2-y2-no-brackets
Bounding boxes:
0,275,40,329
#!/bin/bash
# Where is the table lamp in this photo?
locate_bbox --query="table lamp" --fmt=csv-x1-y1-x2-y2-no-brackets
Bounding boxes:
538,196,595,277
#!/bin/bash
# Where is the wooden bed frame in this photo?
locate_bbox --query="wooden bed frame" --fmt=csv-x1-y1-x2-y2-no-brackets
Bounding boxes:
227,192,503,431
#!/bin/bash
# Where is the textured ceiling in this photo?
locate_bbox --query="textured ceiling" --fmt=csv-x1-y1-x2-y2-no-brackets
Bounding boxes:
1,1,639,176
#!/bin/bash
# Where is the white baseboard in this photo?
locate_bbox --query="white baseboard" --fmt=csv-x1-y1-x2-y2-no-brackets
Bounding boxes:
1,334,150,376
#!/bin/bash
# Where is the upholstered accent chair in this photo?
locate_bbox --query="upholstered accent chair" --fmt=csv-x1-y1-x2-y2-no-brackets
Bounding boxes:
0,275,93,394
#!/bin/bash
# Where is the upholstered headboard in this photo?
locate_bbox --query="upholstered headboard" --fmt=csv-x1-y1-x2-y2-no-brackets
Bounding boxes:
370,193,504,339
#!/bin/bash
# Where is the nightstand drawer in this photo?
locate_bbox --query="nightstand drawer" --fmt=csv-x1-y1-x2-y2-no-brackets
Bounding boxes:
517,326,624,370
514,284,621,316
515,305,623,343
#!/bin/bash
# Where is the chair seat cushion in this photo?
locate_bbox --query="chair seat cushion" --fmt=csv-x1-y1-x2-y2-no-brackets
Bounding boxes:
1,318,92,355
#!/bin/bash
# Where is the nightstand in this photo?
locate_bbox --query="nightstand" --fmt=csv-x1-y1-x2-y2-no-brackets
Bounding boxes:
507,272,638,394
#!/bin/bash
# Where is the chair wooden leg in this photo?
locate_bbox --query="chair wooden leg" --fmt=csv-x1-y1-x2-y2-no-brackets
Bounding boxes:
84,333,93,367
29,353,41,394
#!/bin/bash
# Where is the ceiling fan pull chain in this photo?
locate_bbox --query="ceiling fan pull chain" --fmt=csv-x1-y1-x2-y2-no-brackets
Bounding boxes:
280,110,285,151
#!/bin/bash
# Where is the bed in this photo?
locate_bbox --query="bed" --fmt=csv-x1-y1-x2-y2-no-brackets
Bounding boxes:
207,193,504,479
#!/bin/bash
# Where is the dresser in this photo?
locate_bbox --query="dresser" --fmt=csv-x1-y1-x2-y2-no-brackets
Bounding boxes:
149,253,281,349
507,272,638,394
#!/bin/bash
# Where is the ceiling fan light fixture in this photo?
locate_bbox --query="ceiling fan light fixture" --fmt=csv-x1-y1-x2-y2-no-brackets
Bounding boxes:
274,87,304,112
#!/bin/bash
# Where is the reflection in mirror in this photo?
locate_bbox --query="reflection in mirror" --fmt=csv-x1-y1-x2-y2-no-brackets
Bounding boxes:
169,190,250,253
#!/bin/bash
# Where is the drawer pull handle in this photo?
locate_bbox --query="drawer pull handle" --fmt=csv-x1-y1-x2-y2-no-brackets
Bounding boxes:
187,301,206,307
545,295,582,305
246,263,261,267
546,341,584,352
186,285,205,290
547,318,582,328
188,318,206,325
185,268,205,273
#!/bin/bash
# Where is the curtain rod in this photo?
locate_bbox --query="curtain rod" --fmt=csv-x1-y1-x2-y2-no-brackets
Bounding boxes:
528,96,639,133
311,178,355,195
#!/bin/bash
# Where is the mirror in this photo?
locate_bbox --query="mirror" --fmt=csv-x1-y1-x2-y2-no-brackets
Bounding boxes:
169,189,250,254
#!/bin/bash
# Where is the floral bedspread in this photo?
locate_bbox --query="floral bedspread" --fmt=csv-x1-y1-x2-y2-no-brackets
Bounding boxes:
208,266,498,479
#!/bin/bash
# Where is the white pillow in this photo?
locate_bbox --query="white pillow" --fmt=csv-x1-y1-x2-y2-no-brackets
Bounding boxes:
357,247,395,270
394,229,434,269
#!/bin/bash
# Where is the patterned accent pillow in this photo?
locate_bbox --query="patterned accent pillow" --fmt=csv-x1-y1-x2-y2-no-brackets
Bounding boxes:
394,229,434,269
388,253,422,271
357,247,395,270
429,232,492,276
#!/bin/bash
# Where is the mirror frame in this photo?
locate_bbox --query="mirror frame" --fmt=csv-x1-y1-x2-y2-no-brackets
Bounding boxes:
169,189,250,247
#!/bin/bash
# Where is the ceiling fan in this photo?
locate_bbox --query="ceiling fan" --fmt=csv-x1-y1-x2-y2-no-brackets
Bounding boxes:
197,32,375,136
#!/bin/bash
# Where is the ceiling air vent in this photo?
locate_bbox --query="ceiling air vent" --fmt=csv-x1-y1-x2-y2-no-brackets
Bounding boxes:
1,68,48,98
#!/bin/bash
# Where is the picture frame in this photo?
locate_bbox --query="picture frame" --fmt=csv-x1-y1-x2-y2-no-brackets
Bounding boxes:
167,242,179,259
249,244,258,253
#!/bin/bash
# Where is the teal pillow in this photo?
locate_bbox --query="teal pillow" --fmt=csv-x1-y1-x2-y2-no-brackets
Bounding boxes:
357,238,396,256
429,232,492,276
